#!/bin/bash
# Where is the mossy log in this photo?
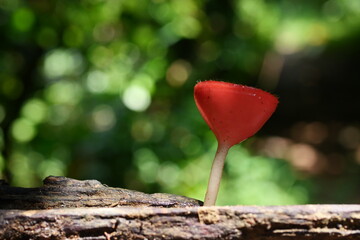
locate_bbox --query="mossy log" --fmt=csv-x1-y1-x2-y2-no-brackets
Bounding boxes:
1,176,359,240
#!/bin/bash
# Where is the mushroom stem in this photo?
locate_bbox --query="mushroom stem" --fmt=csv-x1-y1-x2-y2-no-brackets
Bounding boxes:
204,143,230,206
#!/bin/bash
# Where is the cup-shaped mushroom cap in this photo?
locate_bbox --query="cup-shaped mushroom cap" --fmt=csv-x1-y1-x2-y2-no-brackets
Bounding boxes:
194,81,278,147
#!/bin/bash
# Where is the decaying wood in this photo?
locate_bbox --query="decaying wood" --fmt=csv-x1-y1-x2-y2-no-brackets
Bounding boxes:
1,176,360,239
0,176,202,209
1,205,360,239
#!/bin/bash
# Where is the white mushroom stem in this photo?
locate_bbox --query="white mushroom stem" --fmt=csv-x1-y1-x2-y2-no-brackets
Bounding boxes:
204,143,230,206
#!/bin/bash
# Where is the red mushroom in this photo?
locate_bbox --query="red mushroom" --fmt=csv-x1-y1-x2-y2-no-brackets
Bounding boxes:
194,80,278,206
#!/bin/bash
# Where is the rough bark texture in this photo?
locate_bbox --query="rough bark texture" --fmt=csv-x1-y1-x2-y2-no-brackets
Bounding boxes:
1,205,360,240
1,177,360,240
0,176,202,209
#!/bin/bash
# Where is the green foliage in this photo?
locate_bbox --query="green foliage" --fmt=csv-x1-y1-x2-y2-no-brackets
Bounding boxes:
0,0,359,204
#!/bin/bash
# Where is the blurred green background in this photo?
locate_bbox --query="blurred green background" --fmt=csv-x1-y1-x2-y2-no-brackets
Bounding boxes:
1,0,360,205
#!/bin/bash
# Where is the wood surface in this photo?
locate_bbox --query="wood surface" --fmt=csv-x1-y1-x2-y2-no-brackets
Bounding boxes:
0,176,202,209
1,176,359,240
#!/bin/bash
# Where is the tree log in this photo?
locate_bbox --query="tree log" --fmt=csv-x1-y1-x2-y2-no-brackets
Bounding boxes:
0,176,202,209
1,205,360,239
1,177,360,239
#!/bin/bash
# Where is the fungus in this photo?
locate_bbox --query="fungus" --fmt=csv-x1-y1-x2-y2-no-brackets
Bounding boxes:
194,80,278,206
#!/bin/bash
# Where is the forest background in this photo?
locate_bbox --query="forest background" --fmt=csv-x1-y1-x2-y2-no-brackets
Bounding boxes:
1,0,360,205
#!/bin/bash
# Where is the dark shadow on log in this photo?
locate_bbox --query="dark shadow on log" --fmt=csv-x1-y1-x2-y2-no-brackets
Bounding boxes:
1,176,360,239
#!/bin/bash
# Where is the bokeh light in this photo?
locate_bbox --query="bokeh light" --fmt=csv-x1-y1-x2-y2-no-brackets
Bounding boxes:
11,118,36,143
90,105,116,132
122,85,151,112
43,49,84,80
11,7,35,32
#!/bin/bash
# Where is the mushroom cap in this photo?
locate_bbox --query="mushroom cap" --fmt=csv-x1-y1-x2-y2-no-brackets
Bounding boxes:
194,81,278,147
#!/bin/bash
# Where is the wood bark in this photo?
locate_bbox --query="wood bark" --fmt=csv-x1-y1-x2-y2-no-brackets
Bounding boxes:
0,176,202,209
1,177,360,240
